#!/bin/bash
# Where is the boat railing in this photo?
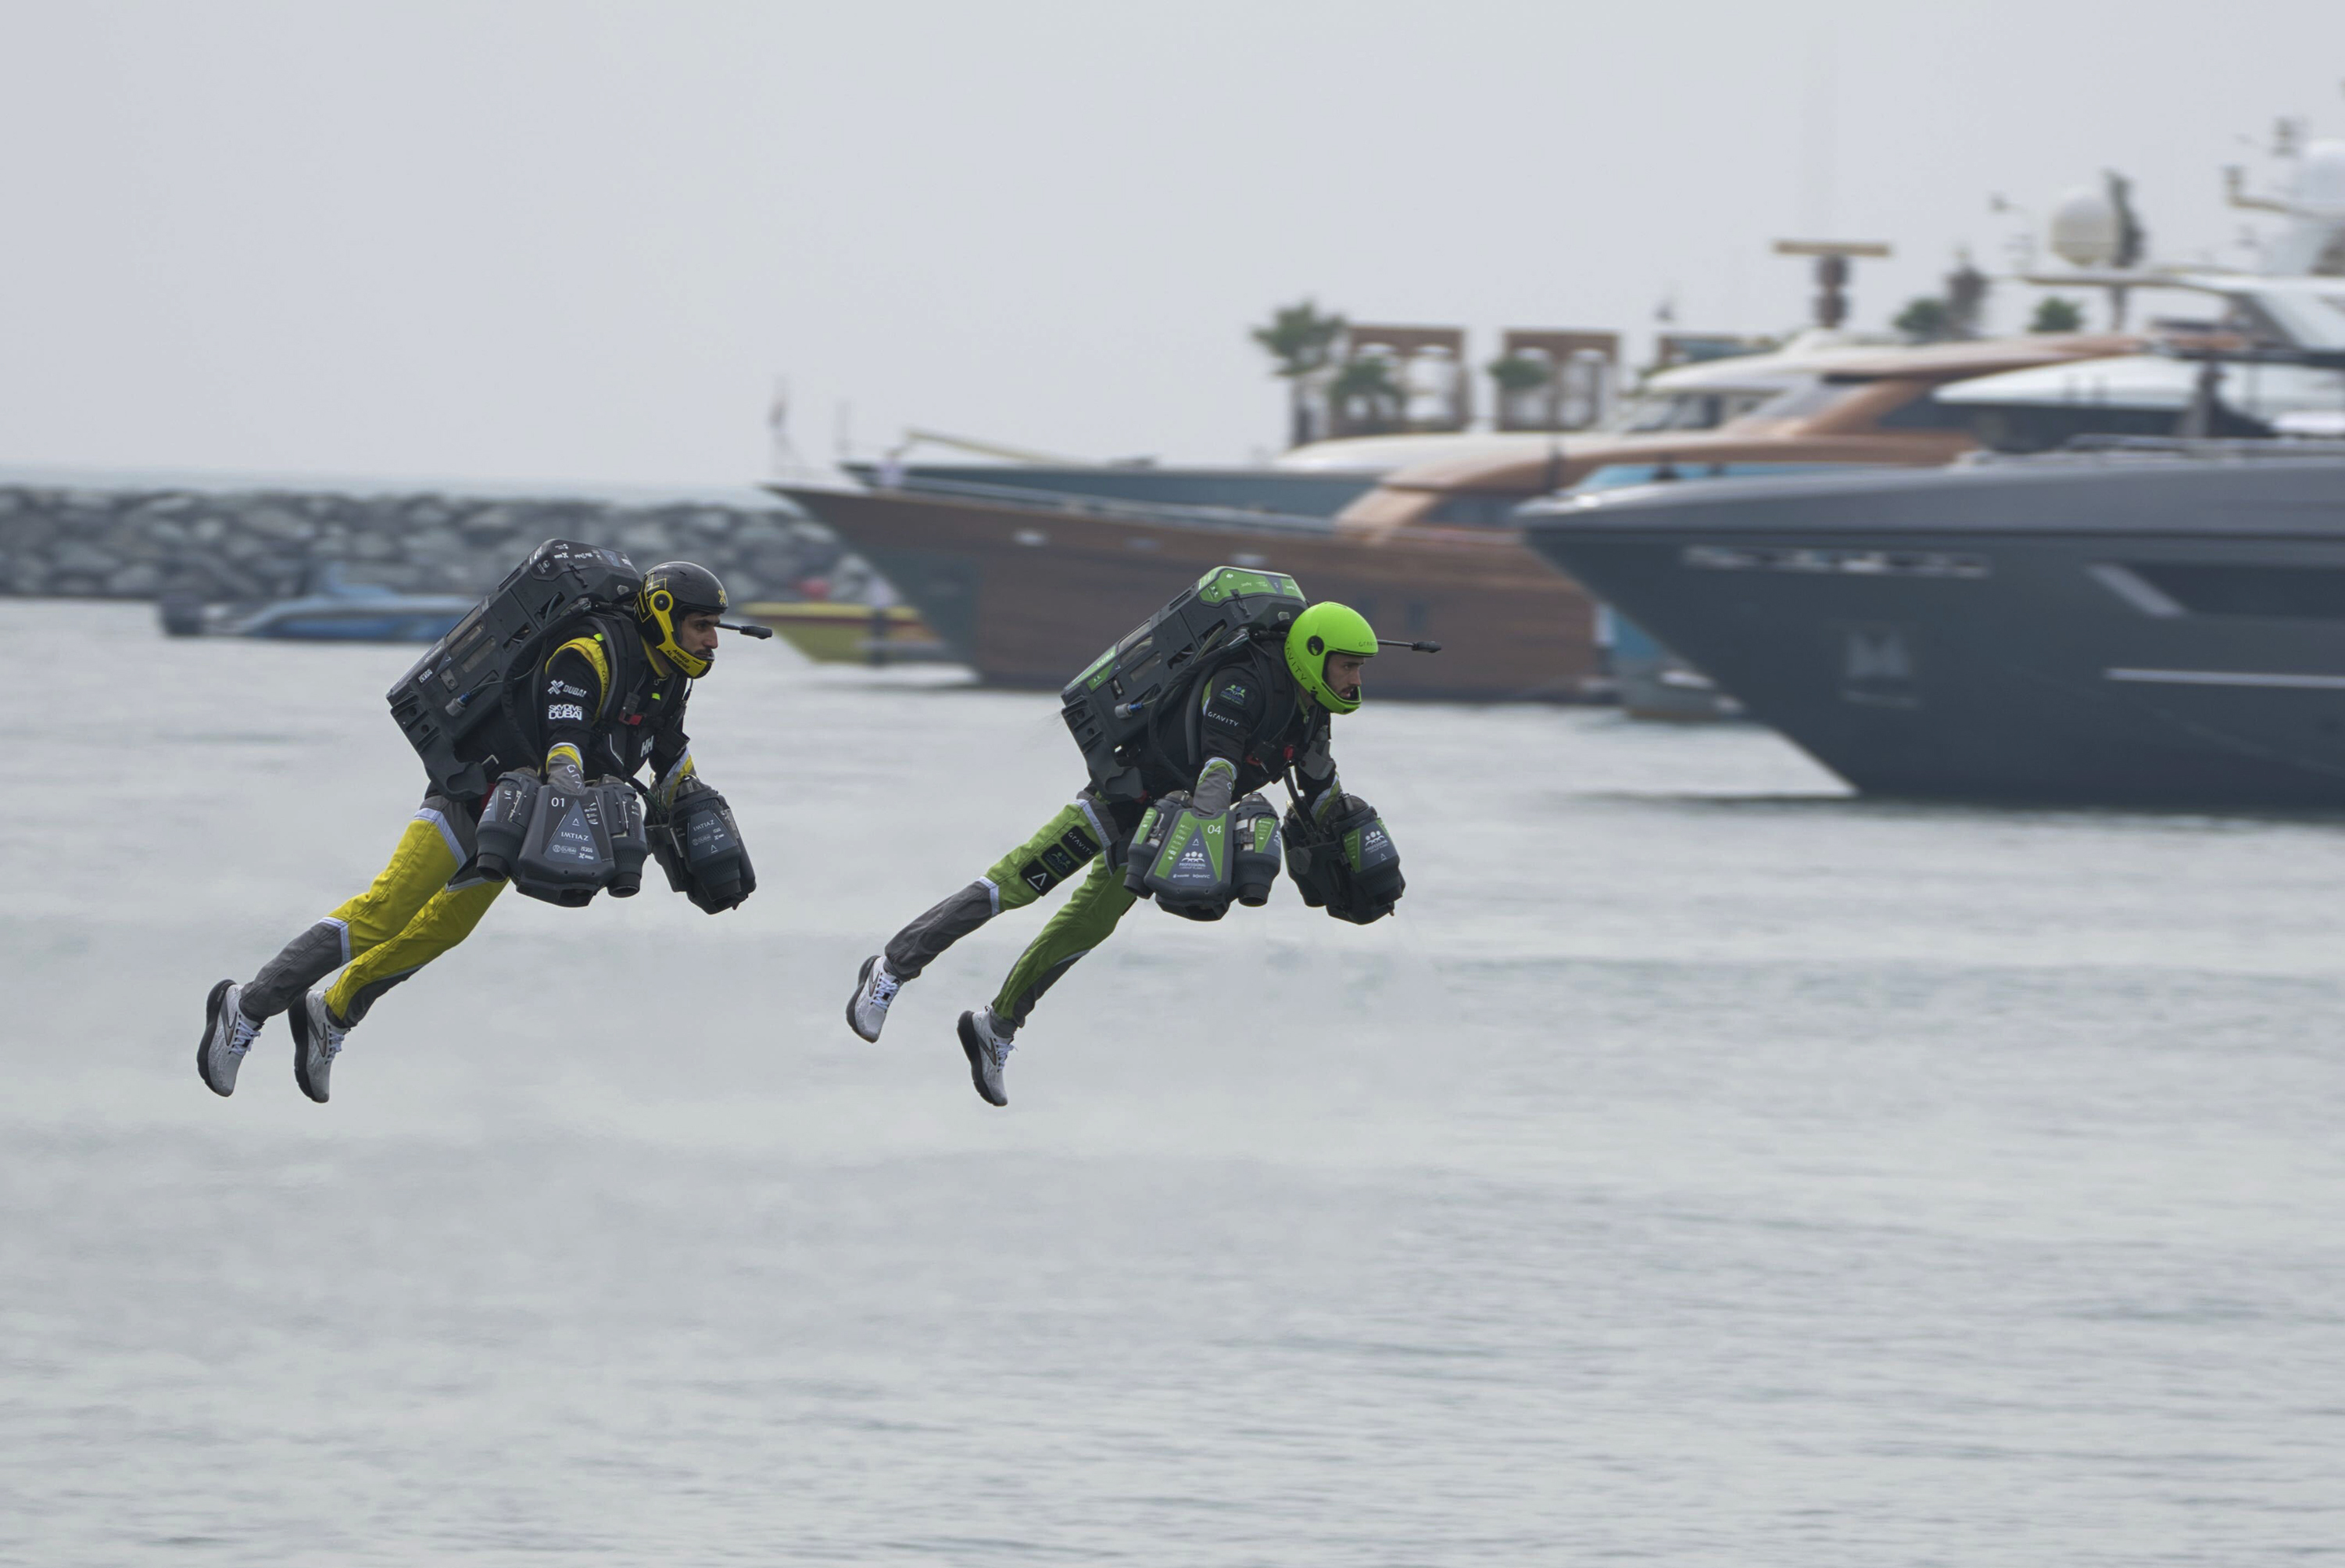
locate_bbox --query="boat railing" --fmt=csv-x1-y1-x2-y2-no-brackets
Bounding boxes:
875,474,1341,538
2054,434,2345,461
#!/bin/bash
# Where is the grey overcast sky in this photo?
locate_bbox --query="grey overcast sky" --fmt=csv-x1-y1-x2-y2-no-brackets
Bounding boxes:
2,1,2342,485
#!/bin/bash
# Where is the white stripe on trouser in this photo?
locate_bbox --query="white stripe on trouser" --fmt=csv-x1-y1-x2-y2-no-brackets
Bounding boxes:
977,877,1001,916
413,807,464,870
1074,796,1111,855
322,916,351,965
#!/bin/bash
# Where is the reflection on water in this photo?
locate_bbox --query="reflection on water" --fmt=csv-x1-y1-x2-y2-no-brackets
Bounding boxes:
3,602,2342,1565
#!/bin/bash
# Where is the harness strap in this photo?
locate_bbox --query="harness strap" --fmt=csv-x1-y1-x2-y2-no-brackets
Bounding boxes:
1164,638,1276,779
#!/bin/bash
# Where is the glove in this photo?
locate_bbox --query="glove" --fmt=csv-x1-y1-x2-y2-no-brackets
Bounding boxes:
545,746,588,794
649,753,703,816
1190,756,1239,818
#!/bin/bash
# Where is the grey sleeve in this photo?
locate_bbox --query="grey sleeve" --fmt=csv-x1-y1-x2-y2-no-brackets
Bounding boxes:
1294,725,1342,822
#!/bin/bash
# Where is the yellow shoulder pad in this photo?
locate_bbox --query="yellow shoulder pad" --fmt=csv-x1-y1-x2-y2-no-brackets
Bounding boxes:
548,634,610,703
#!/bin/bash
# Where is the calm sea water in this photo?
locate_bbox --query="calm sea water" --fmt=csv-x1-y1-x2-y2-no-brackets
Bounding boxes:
3,600,2342,1565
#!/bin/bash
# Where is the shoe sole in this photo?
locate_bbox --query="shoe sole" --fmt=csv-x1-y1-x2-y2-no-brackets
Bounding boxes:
846,954,883,1043
289,997,329,1105
957,1011,1008,1108
198,979,236,1097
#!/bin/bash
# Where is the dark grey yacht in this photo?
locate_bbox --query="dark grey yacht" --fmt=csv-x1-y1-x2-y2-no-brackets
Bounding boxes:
1518,442,2345,806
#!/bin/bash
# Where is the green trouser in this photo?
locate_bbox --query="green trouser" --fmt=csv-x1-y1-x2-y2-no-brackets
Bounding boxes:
883,792,1140,1032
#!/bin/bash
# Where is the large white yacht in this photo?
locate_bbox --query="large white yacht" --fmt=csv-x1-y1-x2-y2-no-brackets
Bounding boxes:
1938,138,2345,444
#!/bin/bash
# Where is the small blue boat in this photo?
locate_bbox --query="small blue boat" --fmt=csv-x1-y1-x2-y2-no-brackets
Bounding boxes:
161,567,474,643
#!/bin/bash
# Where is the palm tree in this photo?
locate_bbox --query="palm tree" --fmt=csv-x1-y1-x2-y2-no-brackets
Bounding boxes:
1251,301,1347,447
1488,352,1554,430
2029,297,2084,333
1329,354,1403,435
1944,253,1989,338
1894,296,1953,342
1487,354,1552,394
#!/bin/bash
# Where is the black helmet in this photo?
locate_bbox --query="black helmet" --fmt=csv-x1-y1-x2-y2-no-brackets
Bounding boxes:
637,560,729,678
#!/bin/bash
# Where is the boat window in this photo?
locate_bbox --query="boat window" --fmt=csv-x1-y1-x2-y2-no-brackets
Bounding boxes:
1733,379,1861,422
1965,402,2269,453
1871,390,1978,430
2125,562,2345,621
1578,464,1674,490
1605,393,1711,432
1423,492,1542,527
1609,387,1794,428
1717,390,1785,423
1601,392,1756,433
1573,461,1877,492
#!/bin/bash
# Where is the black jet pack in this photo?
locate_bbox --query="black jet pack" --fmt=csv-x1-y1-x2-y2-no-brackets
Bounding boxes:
473,768,651,908
386,540,646,800
1283,794,1404,925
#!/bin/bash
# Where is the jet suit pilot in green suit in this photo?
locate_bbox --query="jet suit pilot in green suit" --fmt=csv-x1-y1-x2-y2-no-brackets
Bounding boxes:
846,599,1384,1107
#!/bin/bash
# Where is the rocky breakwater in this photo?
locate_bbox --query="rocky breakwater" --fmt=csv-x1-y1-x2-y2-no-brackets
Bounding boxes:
0,473,867,607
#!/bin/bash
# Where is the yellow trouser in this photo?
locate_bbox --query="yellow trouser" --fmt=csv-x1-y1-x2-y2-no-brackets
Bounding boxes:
320,811,504,1022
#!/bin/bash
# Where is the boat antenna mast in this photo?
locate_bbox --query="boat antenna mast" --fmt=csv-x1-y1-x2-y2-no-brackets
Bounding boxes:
1772,239,1894,331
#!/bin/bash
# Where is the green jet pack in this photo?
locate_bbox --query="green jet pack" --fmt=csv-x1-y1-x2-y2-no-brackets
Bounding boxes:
1122,791,1282,922
1059,565,1309,801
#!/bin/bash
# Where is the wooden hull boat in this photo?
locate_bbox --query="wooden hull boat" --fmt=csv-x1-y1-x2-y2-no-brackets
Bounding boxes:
773,481,1602,703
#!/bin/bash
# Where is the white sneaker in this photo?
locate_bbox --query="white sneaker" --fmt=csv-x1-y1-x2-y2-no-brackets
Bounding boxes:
957,1006,1015,1108
846,954,902,1043
197,979,261,1097
289,989,349,1104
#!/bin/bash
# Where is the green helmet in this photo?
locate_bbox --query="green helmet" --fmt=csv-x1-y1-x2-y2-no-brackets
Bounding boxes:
1284,601,1377,714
